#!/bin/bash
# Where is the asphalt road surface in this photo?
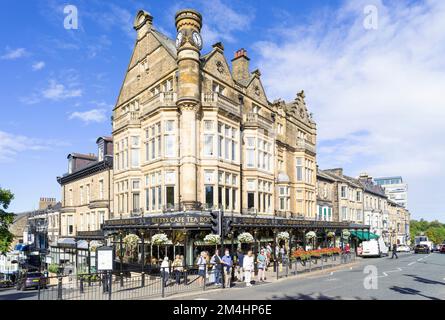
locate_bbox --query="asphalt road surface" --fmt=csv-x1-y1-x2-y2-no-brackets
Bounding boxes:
176,252,445,300
1,252,444,300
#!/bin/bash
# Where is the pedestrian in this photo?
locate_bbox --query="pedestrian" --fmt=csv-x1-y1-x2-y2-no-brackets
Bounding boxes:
160,256,170,287
243,250,254,287
257,249,266,282
391,243,399,259
221,249,233,288
197,251,207,286
172,255,183,285
236,249,244,282
210,249,223,286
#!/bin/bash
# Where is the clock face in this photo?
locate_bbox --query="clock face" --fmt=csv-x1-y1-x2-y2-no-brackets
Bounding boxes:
176,31,183,49
192,32,202,49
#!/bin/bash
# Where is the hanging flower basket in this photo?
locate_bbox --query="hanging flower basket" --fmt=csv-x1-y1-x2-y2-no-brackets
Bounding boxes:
277,231,290,241
151,233,170,246
327,232,335,238
305,231,316,239
123,234,140,250
238,232,254,244
203,234,221,245
342,229,351,238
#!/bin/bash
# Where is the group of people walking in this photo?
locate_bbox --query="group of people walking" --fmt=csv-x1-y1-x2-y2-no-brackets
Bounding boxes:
157,243,289,289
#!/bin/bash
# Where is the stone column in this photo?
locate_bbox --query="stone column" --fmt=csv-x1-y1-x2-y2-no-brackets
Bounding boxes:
175,9,202,210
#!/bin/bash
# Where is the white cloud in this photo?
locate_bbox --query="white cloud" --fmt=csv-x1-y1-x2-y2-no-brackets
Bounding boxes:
253,0,445,218
42,80,82,101
0,131,66,163
0,47,27,60
22,77,83,104
69,109,107,124
32,61,46,71
169,0,254,45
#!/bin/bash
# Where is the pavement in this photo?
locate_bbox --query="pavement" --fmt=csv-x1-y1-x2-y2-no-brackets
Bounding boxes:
1,252,444,300
169,252,445,300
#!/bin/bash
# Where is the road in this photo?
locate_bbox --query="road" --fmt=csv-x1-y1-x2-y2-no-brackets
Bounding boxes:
1,252,444,300
174,252,445,300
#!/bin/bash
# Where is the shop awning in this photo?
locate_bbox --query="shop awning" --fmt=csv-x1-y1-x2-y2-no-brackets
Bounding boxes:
350,230,379,240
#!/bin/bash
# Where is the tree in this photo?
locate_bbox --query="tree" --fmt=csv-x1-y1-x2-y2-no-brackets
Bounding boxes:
0,188,15,255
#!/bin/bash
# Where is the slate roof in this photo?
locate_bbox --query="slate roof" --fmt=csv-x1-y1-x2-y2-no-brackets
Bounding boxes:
152,29,177,58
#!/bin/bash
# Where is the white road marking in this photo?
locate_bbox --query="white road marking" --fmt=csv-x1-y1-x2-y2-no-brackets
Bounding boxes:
408,262,416,266
417,258,423,261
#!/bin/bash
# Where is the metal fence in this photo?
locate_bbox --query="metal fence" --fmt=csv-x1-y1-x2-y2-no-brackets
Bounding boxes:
37,254,356,300
264,252,356,281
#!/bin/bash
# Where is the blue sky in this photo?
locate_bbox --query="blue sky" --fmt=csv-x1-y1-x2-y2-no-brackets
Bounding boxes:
1,0,444,221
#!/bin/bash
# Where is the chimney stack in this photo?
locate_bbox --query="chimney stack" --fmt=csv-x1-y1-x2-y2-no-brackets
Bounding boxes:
232,48,250,83
134,10,153,40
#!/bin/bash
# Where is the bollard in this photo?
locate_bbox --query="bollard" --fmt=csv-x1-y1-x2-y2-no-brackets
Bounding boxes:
321,256,324,270
286,261,289,277
309,258,312,272
276,261,279,280
120,272,124,287
38,282,41,300
57,276,63,300
141,272,145,288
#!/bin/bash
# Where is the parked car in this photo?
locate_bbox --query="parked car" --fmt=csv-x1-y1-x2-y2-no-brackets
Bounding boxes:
414,244,430,254
396,245,411,252
361,238,389,257
16,271,48,291
440,245,445,254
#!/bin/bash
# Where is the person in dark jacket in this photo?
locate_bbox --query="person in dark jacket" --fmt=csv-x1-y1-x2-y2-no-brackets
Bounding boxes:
236,250,244,282
391,243,399,259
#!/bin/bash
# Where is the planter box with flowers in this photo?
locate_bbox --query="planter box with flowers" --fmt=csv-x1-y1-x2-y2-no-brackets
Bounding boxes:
293,248,343,265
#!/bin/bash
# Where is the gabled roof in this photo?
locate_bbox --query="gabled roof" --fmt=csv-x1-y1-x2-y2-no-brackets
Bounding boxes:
317,170,336,182
151,29,177,59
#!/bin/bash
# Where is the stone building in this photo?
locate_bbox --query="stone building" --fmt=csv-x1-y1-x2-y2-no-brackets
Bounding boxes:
321,169,364,224
111,10,317,220
358,173,388,241
57,137,113,238
103,9,366,266
388,200,410,246
316,169,335,221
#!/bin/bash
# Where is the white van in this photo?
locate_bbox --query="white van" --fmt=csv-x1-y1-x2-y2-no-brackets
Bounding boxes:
361,238,389,257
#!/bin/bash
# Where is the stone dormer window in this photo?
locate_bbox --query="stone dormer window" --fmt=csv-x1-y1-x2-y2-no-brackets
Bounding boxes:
252,103,260,114
98,140,104,162
212,81,225,95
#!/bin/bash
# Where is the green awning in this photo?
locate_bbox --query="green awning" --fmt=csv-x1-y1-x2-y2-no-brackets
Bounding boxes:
350,230,379,240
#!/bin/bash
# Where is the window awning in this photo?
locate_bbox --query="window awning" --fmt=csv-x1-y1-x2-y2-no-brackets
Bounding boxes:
350,230,379,240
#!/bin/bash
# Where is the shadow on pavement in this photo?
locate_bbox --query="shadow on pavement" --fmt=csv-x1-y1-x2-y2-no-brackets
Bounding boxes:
0,289,38,300
389,286,440,300
404,274,445,286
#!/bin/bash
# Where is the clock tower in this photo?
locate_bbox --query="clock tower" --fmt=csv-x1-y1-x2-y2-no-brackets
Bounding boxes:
175,9,203,210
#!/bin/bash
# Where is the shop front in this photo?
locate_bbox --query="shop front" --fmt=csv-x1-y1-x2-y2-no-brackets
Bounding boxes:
102,211,370,272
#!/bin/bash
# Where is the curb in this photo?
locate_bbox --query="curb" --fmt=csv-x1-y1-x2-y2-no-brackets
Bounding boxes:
159,261,360,300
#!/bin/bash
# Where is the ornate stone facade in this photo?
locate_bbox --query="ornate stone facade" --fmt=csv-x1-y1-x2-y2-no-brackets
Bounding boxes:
112,9,317,220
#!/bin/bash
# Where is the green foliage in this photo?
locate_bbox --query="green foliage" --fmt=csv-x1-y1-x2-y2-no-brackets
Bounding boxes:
0,188,15,255
410,219,445,244
48,263,60,274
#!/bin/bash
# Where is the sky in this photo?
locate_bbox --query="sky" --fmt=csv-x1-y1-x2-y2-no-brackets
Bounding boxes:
0,0,444,221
